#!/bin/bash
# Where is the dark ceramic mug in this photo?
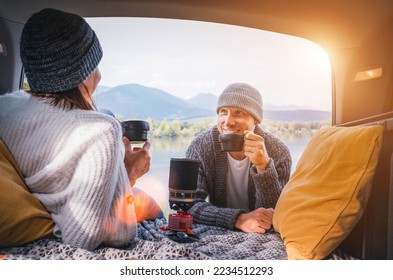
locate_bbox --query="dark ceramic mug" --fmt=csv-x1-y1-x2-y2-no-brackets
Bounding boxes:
218,133,245,151
121,120,150,142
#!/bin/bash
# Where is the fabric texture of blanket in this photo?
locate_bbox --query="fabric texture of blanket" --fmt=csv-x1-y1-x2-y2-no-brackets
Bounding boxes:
0,217,351,260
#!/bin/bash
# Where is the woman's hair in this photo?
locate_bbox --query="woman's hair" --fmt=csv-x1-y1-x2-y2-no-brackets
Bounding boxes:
30,83,96,111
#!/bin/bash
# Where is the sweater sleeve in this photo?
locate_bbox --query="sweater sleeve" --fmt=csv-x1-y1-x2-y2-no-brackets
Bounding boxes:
185,139,210,203
60,122,137,250
189,201,244,230
250,131,292,209
28,118,137,251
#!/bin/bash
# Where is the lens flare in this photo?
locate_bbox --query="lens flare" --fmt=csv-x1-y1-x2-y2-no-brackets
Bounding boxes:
132,187,164,223
114,193,137,225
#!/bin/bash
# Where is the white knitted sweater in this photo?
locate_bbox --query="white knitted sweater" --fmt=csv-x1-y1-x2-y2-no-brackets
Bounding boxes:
0,91,137,250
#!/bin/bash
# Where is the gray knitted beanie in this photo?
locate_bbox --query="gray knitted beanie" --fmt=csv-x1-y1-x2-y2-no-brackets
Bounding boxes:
20,8,103,93
216,83,263,122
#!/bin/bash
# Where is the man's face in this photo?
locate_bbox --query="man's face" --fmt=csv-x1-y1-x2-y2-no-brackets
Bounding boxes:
217,106,258,135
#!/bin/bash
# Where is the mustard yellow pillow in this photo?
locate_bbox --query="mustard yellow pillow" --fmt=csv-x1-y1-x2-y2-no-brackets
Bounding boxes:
0,139,54,247
273,125,383,259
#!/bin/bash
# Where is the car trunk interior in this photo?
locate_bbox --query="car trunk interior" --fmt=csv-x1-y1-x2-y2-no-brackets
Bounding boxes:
1,0,392,259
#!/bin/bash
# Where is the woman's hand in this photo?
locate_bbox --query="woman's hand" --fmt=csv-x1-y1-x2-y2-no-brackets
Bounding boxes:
122,137,151,186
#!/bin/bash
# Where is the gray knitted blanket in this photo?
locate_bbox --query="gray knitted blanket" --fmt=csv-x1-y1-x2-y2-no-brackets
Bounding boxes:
0,217,349,260
1,217,286,260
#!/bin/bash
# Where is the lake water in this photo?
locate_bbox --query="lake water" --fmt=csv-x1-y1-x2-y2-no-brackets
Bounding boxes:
134,134,311,215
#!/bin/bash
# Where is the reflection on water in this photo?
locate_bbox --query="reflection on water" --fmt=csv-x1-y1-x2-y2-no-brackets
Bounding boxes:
134,134,311,216
279,134,311,173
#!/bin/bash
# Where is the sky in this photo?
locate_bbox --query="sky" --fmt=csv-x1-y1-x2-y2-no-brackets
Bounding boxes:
86,17,332,111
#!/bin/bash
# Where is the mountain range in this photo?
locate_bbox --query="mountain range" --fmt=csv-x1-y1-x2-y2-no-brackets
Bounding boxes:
94,83,331,121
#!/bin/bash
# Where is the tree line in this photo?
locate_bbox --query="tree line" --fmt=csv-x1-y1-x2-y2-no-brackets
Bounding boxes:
116,114,331,138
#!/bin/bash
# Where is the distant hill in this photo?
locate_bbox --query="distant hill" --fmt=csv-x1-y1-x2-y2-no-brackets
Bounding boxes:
187,93,218,111
94,83,331,121
264,103,315,111
264,110,331,121
94,83,215,120
95,85,112,95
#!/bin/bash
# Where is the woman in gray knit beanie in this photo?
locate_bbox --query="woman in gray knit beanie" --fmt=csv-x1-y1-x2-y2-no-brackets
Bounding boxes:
186,82,292,233
0,8,159,250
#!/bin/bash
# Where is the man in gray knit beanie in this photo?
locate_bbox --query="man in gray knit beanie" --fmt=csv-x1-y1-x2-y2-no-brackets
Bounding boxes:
217,83,263,123
186,82,292,234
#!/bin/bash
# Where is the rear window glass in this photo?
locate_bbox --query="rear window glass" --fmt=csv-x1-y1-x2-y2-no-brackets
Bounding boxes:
86,17,332,212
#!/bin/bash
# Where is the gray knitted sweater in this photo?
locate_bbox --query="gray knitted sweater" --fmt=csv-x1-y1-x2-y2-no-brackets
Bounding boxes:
186,125,292,229
0,91,137,250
